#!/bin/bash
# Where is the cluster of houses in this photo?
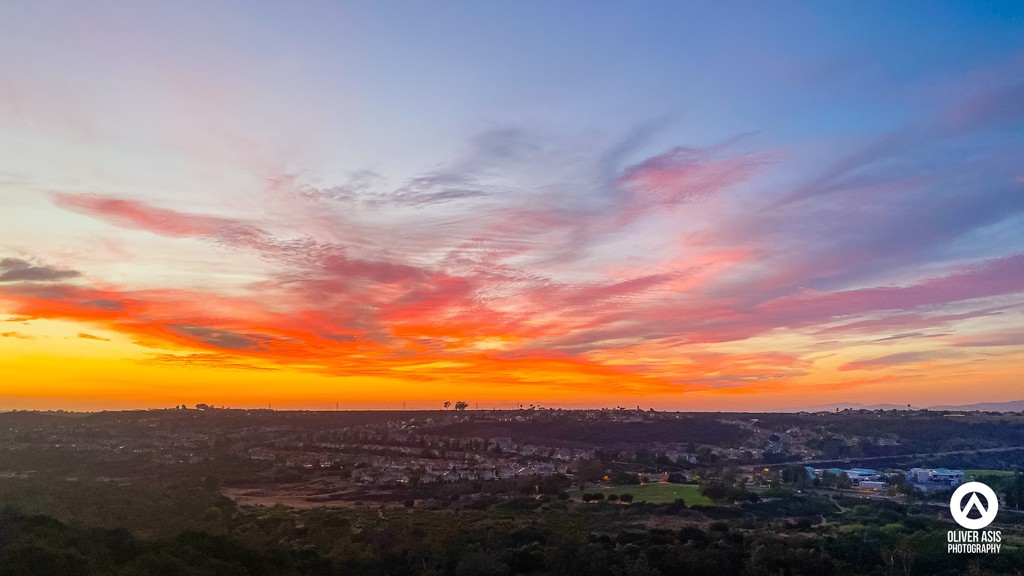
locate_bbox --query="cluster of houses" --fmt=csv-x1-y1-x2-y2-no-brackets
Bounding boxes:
235,413,732,486
244,428,589,486
803,466,966,492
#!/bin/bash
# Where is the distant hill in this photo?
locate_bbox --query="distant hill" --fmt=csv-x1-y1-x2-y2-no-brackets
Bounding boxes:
796,402,914,412
0,411,85,427
797,400,1024,412
927,400,1024,412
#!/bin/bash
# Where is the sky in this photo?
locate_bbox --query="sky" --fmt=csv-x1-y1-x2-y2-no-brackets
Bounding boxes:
0,1,1022,411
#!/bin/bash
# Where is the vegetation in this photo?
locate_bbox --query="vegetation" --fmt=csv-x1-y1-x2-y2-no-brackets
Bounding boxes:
567,483,714,506
0,508,332,576
966,470,1018,478
2,474,1022,575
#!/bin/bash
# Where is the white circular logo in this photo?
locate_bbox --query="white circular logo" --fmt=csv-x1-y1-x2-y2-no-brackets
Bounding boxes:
950,482,999,530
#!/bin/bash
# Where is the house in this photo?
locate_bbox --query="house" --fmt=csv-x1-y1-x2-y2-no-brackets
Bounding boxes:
929,468,965,485
490,437,513,451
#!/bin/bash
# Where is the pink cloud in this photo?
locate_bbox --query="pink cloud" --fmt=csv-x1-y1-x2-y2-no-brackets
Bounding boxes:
838,351,945,371
950,328,1024,348
51,192,235,237
617,147,767,205
759,254,1024,322
813,306,1011,336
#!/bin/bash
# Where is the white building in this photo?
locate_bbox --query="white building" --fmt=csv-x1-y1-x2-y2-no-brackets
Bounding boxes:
845,468,882,482
907,467,964,488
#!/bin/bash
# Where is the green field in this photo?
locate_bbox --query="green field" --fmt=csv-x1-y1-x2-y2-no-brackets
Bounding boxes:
568,482,717,506
965,469,1016,478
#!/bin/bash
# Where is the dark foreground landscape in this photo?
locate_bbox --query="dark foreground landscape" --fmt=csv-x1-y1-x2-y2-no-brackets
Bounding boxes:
2,407,1023,575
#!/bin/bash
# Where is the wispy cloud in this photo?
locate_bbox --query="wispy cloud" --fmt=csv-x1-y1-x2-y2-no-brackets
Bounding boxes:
950,328,1024,348
839,351,946,371
617,146,768,206
50,193,238,238
0,258,80,283
140,353,276,371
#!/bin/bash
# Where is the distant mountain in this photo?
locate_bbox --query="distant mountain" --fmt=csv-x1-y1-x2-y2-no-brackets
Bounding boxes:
926,400,1024,412
795,402,914,412
795,400,1024,412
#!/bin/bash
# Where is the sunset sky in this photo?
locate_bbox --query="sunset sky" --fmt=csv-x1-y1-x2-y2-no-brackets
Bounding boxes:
1,2,1022,411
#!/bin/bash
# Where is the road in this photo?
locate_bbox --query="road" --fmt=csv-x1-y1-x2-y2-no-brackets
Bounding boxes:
815,488,1024,517
767,445,1024,468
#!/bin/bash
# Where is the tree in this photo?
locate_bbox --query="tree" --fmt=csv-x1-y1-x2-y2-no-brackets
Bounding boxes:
781,465,811,487
887,473,912,497
695,445,716,464
701,478,757,503
456,550,510,576
444,402,451,410
611,469,641,485
1005,475,1024,510
455,401,469,411
575,459,604,491
700,479,732,502
538,474,571,495
882,542,915,576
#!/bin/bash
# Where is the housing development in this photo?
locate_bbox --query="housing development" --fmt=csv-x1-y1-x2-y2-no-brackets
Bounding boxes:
2,407,1018,502
2,407,1024,574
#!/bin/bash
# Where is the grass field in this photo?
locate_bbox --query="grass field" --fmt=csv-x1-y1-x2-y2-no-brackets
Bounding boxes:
568,482,717,506
966,469,1017,478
